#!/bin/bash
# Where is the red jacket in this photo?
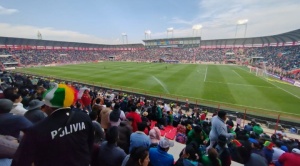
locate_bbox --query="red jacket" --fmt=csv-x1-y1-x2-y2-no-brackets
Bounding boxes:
126,112,142,132
81,93,91,107
278,153,300,166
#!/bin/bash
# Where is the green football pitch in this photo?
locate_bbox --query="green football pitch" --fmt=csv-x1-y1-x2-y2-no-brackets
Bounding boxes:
17,62,300,120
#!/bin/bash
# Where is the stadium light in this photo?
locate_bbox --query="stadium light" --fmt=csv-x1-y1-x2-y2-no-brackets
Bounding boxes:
167,27,174,38
192,24,202,36
144,30,151,39
121,33,128,44
237,19,248,25
235,19,248,38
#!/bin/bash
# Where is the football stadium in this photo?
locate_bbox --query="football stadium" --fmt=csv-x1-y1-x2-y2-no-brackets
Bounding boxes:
1,1,300,166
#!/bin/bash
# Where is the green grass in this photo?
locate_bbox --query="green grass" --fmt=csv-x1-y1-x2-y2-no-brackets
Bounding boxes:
16,62,300,119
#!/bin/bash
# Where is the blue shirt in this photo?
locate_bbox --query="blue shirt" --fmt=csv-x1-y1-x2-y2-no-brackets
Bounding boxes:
0,113,32,138
149,147,174,166
129,131,150,153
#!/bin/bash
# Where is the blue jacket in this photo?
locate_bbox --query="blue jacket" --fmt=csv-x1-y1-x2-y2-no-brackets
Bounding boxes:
149,147,174,166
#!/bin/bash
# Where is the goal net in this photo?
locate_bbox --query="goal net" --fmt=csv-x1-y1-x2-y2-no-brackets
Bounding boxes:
249,66,268,78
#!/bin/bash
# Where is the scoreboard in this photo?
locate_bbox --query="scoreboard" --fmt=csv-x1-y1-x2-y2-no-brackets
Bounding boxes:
143,37,201,48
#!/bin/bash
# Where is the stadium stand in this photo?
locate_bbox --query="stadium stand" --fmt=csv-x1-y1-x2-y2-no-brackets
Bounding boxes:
1,29,300,165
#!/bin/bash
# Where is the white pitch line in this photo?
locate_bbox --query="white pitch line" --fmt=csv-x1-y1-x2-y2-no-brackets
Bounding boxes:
237,67,300,100
267,80,300,100
152,76,170,94
205,81,274,88
204,66,208,82
169,93,300,116
232,70,242,78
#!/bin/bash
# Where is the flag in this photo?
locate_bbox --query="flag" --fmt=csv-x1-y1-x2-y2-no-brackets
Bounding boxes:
77,87,90,99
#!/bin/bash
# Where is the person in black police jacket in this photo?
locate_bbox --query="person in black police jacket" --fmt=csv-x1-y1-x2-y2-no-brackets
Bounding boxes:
12,83,94,166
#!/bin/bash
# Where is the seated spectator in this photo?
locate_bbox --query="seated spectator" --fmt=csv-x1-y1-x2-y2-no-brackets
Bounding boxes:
215,135,231,166
129,122,151,153
149,138,174,166
118,118,133,154
253,124,263,136
237,141,267,166
250,139,265,158
24,99,46,123
149,123,161,146
0,99,32,139
201,148,221,166
277,148,300,166
89,111,105,144
187,125,208,145
272,141,285,163
122,146,150,166
10,93,27,116
96,126,126,166
263,141,274,164
175,144,202,166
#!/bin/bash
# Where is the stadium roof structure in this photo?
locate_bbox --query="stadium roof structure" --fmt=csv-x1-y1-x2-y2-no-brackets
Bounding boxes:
0,36,144,48
201,29,300,47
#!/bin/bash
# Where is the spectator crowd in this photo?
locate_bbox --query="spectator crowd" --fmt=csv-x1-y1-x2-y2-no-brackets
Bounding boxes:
0,45,299,79
0,72,300,166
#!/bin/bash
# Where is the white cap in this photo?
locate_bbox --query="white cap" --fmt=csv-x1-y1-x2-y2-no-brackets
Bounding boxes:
159,138,174,148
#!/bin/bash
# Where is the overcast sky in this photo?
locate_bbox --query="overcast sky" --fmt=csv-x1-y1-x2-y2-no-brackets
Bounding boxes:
0,0,299,44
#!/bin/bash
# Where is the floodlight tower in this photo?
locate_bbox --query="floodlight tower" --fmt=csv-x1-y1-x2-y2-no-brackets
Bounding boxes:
235,19,248,38
192,24,202,36
37,31,42,40
122,33,128,44
144,30,151,39
167,27,174,38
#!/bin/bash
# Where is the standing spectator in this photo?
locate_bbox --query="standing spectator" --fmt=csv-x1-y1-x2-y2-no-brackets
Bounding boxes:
207,111,235,150
24,99,46,123
12,84,94,166
149,138,174,166
129,122,151,153
0,135,19,166
96,126,127,166
109,103,126,127
126,105,142,132
89,111,105,144
277,148,300,166
0,99,32,139
81,89,92,113
118,118,133,154
101,102,113,132
10,93,27,116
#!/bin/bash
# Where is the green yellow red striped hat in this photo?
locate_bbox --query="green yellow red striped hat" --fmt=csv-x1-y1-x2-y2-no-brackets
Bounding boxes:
43,83,78,108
